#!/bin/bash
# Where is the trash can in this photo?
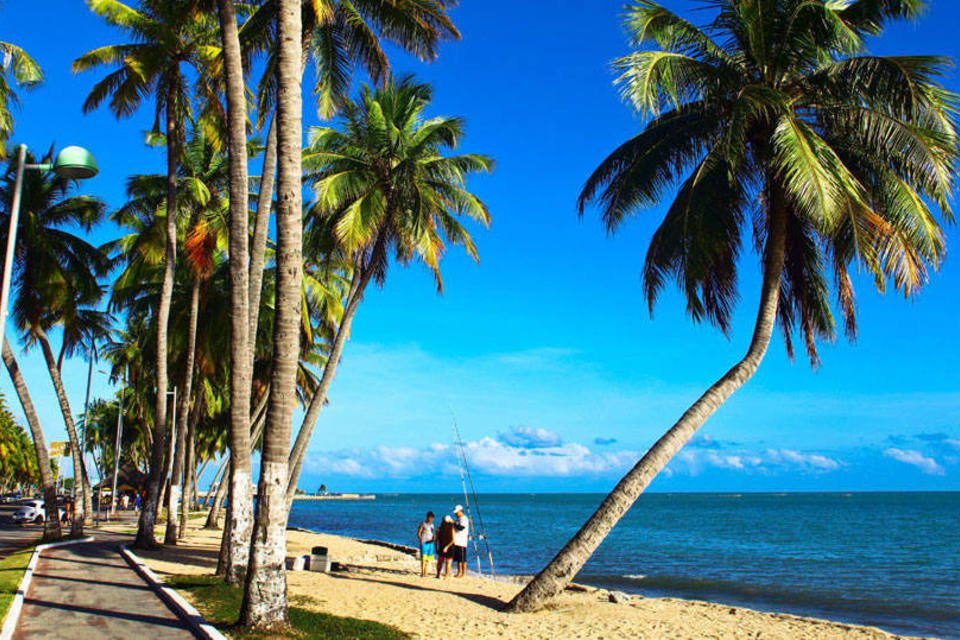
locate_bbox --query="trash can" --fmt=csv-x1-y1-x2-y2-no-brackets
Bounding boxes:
310,546,331,573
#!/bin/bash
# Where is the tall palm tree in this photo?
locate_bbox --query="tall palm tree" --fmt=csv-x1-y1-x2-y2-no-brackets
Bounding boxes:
239,0,303,627
0,39,42,152
165,130,229,544
74,0,220,549
0,148,109,535
214,0,256,584
508,0,959,612
212,0,460,585
287,76,493,503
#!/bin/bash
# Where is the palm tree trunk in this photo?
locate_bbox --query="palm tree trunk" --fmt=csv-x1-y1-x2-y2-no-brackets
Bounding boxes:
239,0,302,626
136,79,180,550
179,404,200,539
209,391,269,537
2,338,61,542
205,457,230,529
506,196,790,613
248,115,276,360
166,277,200,544
285,265,370,506
217,0,255,586
35,328,91,536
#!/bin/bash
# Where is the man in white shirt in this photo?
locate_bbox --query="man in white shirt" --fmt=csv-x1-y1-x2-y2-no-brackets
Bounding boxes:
452,504,469,578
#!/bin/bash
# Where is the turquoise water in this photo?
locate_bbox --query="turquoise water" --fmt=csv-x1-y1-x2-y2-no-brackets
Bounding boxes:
288,492,960,639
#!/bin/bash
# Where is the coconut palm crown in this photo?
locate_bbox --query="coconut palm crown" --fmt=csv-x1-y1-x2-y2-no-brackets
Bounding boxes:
305,75,494,293
580,0,958,365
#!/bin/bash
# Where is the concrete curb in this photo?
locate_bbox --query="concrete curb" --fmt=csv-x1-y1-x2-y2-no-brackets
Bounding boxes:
119,544,227,640
0,535,95,640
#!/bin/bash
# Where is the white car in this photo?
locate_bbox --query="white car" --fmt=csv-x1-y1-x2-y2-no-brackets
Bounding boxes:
11,500,67,526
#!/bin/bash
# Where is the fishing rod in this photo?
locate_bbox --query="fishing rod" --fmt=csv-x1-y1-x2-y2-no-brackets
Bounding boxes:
452,419,495,577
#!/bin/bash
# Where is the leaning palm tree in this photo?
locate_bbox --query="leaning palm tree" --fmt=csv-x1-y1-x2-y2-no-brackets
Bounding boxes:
509,0,958,612
73,0,221,549
0,39,42,153
0,148,109,535
285,76,493,504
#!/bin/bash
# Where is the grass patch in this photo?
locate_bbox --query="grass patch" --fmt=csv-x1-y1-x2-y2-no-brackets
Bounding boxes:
168,575,410,640
0,541,38,625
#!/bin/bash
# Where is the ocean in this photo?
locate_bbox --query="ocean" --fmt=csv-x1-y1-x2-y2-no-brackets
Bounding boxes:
288,492,960,639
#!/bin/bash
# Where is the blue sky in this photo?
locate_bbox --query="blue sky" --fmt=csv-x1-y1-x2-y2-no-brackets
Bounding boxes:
1,0,959,493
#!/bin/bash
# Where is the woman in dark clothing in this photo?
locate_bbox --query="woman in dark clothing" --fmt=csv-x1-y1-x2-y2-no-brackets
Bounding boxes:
434,515,456,578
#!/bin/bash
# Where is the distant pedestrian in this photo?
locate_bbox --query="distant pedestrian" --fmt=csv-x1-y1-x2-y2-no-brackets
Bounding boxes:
121,494,129,511
435,515,456,578
134,493,141,512
452,504,469,578
416,511,436,577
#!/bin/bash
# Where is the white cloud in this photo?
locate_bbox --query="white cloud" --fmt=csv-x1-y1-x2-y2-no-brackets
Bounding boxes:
305,435,638,479
668,446,842,476
497,426,562,448
883,448,945,476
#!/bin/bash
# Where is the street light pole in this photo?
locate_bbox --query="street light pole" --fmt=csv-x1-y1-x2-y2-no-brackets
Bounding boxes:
110,366,126,515
0,144,28,343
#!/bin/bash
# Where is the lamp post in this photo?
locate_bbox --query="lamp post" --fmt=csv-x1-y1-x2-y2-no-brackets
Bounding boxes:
0,144,99,342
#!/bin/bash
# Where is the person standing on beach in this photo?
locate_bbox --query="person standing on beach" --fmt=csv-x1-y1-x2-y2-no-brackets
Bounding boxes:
417,511,436,577
452,504,469,578
435,515,456,578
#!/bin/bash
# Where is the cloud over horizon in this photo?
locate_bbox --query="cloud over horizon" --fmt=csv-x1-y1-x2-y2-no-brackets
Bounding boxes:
883,448,946,476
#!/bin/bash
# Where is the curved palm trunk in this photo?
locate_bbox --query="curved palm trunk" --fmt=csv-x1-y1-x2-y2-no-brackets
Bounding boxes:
217,0,255,586
35,329,91,536
206,458,230,530
248,115,276,358
136,80,180,550
165,277,200,544
240,0,302,626
507,199,789,613
284,266,369,507
2,338,61,541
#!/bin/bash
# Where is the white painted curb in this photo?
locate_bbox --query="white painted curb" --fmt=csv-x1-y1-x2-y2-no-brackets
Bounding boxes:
0,535,95,640
120,545,227,640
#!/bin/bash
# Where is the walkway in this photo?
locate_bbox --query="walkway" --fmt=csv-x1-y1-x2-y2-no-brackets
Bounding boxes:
12,534,199,640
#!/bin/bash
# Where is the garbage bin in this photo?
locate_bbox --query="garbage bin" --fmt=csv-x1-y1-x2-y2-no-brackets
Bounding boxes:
310,546,330,573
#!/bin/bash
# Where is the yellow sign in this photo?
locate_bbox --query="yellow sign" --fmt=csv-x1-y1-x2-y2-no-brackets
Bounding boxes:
50,441,70,457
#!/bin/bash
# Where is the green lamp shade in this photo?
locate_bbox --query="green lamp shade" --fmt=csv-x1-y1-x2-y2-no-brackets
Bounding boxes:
53,146,99,180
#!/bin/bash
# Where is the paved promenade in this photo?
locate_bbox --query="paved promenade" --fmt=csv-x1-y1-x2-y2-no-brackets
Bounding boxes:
12,533,199,640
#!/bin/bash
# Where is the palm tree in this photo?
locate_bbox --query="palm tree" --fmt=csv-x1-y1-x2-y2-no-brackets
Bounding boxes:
74,0,220,549
0,148,109,535
1,339,60,540
508,0,959,612
286,76,493,503
0,39,42,152
214,0,256,584
165,130,229,545
212,0,459,585
239,0,303,627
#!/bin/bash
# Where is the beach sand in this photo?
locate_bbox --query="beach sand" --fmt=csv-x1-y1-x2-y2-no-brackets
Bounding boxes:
132,521,928,640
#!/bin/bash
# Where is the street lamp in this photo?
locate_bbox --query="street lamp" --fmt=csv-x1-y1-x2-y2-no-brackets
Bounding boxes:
0,143,99,341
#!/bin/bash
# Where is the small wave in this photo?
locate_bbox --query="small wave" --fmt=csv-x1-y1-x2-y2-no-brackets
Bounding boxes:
622,574,647,581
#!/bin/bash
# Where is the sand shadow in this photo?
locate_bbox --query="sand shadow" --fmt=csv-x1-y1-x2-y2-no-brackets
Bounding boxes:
329,572,507,611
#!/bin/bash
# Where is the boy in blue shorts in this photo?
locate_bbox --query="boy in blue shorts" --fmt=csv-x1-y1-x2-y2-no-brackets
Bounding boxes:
417,511,436,577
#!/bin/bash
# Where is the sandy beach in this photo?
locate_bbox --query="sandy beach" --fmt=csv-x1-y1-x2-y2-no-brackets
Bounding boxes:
130,520,929,640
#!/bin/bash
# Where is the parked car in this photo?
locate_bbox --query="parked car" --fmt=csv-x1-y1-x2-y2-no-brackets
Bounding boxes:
0,493,22,504
11,500,67,525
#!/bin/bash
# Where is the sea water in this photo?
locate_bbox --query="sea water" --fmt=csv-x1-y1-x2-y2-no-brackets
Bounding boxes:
288,492,960,639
